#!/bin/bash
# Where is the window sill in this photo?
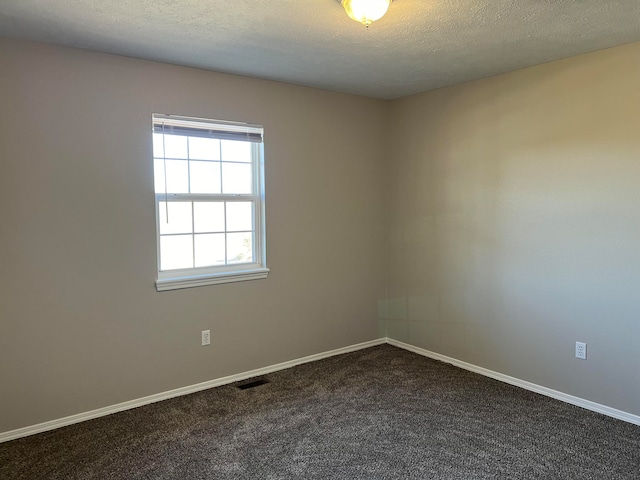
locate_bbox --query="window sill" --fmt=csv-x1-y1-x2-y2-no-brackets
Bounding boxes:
156,267,270,292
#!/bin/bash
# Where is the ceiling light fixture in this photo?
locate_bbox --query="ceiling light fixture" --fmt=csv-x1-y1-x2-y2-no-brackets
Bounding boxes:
339,0,392,27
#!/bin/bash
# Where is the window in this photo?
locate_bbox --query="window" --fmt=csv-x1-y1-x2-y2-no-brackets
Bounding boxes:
152,114,268,291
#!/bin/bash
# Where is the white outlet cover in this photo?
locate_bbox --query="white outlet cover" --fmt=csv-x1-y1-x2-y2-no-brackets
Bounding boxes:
575,342,587,359
202,330,211,346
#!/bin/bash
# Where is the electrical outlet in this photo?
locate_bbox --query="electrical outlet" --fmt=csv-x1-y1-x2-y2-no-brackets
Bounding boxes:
575,341,587,360
201,330,211,346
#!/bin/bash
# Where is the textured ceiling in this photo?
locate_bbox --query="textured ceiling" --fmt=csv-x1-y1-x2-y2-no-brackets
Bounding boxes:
1,1,639,99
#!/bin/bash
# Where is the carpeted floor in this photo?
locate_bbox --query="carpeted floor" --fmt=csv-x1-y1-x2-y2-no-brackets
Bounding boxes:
1,345,639,479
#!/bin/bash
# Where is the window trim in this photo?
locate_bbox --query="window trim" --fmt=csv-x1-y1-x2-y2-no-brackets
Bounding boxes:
155,267,270,291
152,115,268,291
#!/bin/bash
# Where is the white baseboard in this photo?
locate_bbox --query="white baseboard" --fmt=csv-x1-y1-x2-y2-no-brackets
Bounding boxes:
0,338,386,443
3,336,638,443
387,338,640,426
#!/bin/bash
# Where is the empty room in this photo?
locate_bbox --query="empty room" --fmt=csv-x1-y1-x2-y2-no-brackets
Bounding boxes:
1,1,639,478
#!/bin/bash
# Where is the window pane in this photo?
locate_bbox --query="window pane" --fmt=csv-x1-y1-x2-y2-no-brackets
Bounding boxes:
159,202,193,235
227,232,253,264
163,134,188,159
152,115,266,286
190,161,221,194
160,235,193,270
189,137,220,160
194,234,226,267
221,140,251,162
154,159,166,194
222,163,252,194
226,202,253,232
152,133,164,158
194,202,225,233
164,160,189,193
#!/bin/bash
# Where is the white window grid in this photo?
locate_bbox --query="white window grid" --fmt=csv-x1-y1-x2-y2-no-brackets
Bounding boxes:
153,116,267,287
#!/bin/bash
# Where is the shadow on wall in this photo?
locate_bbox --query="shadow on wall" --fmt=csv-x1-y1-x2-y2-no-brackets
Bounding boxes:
382,51,640,415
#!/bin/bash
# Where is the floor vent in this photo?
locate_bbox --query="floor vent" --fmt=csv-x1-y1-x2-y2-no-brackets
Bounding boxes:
237,378,270,390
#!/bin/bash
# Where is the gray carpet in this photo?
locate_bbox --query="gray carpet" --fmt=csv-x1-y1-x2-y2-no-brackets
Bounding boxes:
1,345,639,479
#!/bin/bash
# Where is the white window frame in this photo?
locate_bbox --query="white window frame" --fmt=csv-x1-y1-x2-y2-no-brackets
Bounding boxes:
152,114,268,291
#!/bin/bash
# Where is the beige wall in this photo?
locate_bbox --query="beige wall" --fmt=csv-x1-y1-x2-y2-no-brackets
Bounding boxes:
0,38,388,432
386,42,640,416
2,36,639,434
